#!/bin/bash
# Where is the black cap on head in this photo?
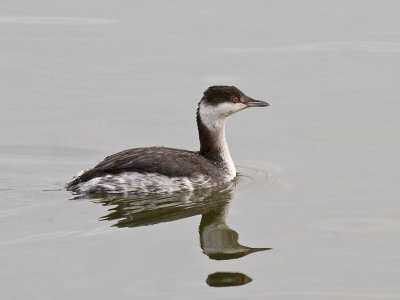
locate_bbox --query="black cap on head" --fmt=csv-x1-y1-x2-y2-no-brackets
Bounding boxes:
201,85,270,107
202,86,243,104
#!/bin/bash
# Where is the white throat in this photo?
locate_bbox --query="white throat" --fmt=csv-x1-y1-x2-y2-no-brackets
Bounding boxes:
199,102,240,180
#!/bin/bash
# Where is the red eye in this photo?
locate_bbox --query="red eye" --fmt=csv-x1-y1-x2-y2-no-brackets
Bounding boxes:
232,97,239,103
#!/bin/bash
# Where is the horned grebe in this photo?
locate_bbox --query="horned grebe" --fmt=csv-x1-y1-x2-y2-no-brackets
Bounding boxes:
66,86,270,193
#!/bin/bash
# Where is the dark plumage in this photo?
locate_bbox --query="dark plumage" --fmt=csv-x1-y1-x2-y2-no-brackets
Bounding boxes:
202,86,243,105
66,147,225,189
66,85,269,193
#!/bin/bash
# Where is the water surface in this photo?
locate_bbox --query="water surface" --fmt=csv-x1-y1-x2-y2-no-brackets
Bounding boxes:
1,0,400,299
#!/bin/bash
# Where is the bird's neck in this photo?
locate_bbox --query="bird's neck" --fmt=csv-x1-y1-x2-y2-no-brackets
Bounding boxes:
196,103,236,176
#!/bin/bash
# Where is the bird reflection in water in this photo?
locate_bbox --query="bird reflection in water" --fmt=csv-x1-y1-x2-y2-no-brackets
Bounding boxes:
86,180,271,287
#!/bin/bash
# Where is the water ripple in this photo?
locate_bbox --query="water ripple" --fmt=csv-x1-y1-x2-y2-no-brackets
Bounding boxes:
236,163,282,193
214,41,400,53
0,16,115,25
311,217,400,234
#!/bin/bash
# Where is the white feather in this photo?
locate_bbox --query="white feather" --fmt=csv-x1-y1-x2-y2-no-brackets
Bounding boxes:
199,102,246,181
75,172,212,194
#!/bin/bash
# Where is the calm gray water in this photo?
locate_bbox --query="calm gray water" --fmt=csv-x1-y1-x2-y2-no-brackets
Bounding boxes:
1,1,400,299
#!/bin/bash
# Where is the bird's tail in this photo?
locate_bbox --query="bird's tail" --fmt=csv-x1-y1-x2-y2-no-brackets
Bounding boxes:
66,177,81,190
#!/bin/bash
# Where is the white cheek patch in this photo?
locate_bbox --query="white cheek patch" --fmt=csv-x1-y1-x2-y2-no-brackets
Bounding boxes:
212,102,247,118
221,101,247,115
199,102,246,129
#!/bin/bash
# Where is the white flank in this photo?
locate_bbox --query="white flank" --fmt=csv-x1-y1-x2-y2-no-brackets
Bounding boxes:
75,172,212,194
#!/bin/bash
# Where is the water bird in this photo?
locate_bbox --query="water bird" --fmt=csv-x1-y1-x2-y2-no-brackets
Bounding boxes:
66,86,270,193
